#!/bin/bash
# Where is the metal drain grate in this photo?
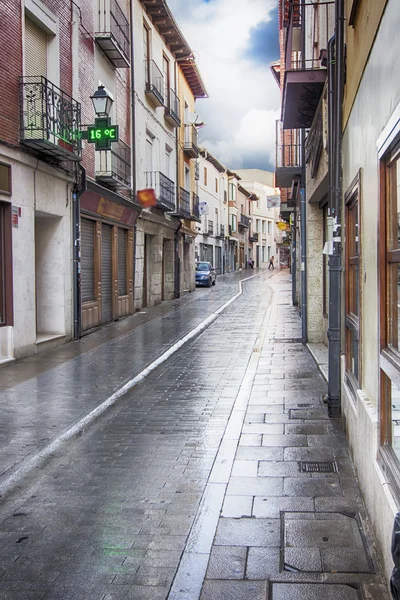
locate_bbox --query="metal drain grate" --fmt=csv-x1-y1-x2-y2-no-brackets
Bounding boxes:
299,461,337,473
297,403,312,407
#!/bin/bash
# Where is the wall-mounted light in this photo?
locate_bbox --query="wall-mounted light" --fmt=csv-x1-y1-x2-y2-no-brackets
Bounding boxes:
91,85,113,117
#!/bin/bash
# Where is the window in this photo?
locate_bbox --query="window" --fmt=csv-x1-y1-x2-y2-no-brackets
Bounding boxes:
215,178,218,194
262,220,266,234
379,139,400,500
229,183,237,202
165,146,172,180
268,221,272,234
345,171,361,392
215,208,218,230
230,214,237,232
0,163,11,196
204,167,208,186
163,54,170,107
256,219,260,233
0,202,12,326
262,246,266,262
184,165,190,191
143,23,150,85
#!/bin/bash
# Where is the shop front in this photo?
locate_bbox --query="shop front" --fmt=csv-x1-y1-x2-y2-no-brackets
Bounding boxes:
80,183,140,333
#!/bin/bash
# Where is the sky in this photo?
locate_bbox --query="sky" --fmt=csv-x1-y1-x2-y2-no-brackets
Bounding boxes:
168,0,280,172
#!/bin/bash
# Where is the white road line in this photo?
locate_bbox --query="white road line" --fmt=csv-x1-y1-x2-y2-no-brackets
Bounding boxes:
0,273,260,498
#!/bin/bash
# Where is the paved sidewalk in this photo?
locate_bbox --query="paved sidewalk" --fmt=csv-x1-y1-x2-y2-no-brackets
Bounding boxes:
0,269,259,486
0,270,390,599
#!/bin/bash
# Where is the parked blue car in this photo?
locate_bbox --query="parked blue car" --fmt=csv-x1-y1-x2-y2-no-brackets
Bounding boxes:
196,261,216,287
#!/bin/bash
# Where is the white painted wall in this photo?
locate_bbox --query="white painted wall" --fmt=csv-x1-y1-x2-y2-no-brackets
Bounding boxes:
0,147,73,360
341,0,400,581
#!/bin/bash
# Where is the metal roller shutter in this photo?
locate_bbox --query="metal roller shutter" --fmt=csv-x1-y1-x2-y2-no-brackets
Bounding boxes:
81,218,95,303
25,18,47,77
101,223,113,324
118,228,127,296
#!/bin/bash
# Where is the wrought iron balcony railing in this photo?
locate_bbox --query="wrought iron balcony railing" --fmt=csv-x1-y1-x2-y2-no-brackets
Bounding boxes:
145,60,164,108
178,187,191,219
96,140,131,189
19,76,81,161
284,1,334,72
275,120,302,187
249,232,259,243
191,192,200,221
95,0,130,68
239,214,250,228
145,171,175,212
183,124,199,159
164,88,181,128
305,100,323,178
216,225,225,239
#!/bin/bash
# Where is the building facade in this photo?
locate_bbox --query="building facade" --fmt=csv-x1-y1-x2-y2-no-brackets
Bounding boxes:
196,150,227,274
133,0,206,308
0,0,81,362
275,0,400,583
236,170,280,269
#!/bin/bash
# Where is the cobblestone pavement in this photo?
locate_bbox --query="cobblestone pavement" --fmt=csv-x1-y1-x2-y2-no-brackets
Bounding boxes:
0,270,253,485
0,271,391,599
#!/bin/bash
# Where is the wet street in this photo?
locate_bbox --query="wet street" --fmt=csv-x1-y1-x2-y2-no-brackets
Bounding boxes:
0,270,391,599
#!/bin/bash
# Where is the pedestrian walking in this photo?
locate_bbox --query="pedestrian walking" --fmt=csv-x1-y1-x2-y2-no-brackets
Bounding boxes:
268,256,275,270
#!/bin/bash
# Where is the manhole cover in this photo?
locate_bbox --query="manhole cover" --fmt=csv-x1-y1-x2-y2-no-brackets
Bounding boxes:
299,461,337,474
281,511,374,574
269,582,362,600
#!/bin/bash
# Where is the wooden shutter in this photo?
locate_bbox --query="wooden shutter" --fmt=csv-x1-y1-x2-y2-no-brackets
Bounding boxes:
118,228,127,296
101,224,113,324
81,218,95,303
24,18,47,78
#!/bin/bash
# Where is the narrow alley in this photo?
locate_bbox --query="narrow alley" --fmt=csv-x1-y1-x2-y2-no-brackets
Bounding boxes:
0,272,391,599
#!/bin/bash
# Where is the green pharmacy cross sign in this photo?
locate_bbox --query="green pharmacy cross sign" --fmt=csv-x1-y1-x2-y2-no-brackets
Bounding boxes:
81,117,119,151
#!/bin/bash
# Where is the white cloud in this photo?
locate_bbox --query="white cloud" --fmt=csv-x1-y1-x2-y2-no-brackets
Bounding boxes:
168,0,280,170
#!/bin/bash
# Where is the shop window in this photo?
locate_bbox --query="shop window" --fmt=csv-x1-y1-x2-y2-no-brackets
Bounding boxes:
344,171,361,394
378,138,400,501
0,163,11,196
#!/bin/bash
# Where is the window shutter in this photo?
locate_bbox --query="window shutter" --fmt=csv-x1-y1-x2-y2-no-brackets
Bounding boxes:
24,18,47,78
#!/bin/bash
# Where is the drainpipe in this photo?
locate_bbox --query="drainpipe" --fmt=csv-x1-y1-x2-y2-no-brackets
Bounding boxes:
174,221,182,298
72,164,86,340
129,0,139,308
327,0,344,418
300,0,307,341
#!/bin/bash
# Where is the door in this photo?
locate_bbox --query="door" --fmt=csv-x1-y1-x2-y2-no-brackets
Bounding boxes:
256,245,260,268
118,227,127,297
143,234,151,307
101,223,113,324
162,239,167,301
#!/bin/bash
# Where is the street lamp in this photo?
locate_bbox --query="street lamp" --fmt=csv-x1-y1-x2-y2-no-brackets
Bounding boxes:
90,85,113,118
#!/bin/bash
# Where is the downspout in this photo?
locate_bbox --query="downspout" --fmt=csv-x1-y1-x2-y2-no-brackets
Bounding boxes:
73,164,86,340
300,0,307,342
327,0,344,418
130,0,138,308
174,221,182,298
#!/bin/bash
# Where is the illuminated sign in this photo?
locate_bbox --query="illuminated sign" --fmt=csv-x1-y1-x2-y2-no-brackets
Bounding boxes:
83,117,119,151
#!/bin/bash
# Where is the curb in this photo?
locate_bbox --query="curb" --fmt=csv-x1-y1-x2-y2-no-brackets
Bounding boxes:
0,273,260,498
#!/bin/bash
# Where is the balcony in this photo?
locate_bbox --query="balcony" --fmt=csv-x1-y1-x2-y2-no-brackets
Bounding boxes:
164,88,181,128
249,232,259,243
216,225,225,239
95,0,130,68
19,76,81,161
239,214,250,228
305,100,323,179
281,1,334,129
145,60,164,108
145,171,175,212
96,140,131,189
275,120,302,188
183,124,199,159
177,188,191,219
191,192,201,222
